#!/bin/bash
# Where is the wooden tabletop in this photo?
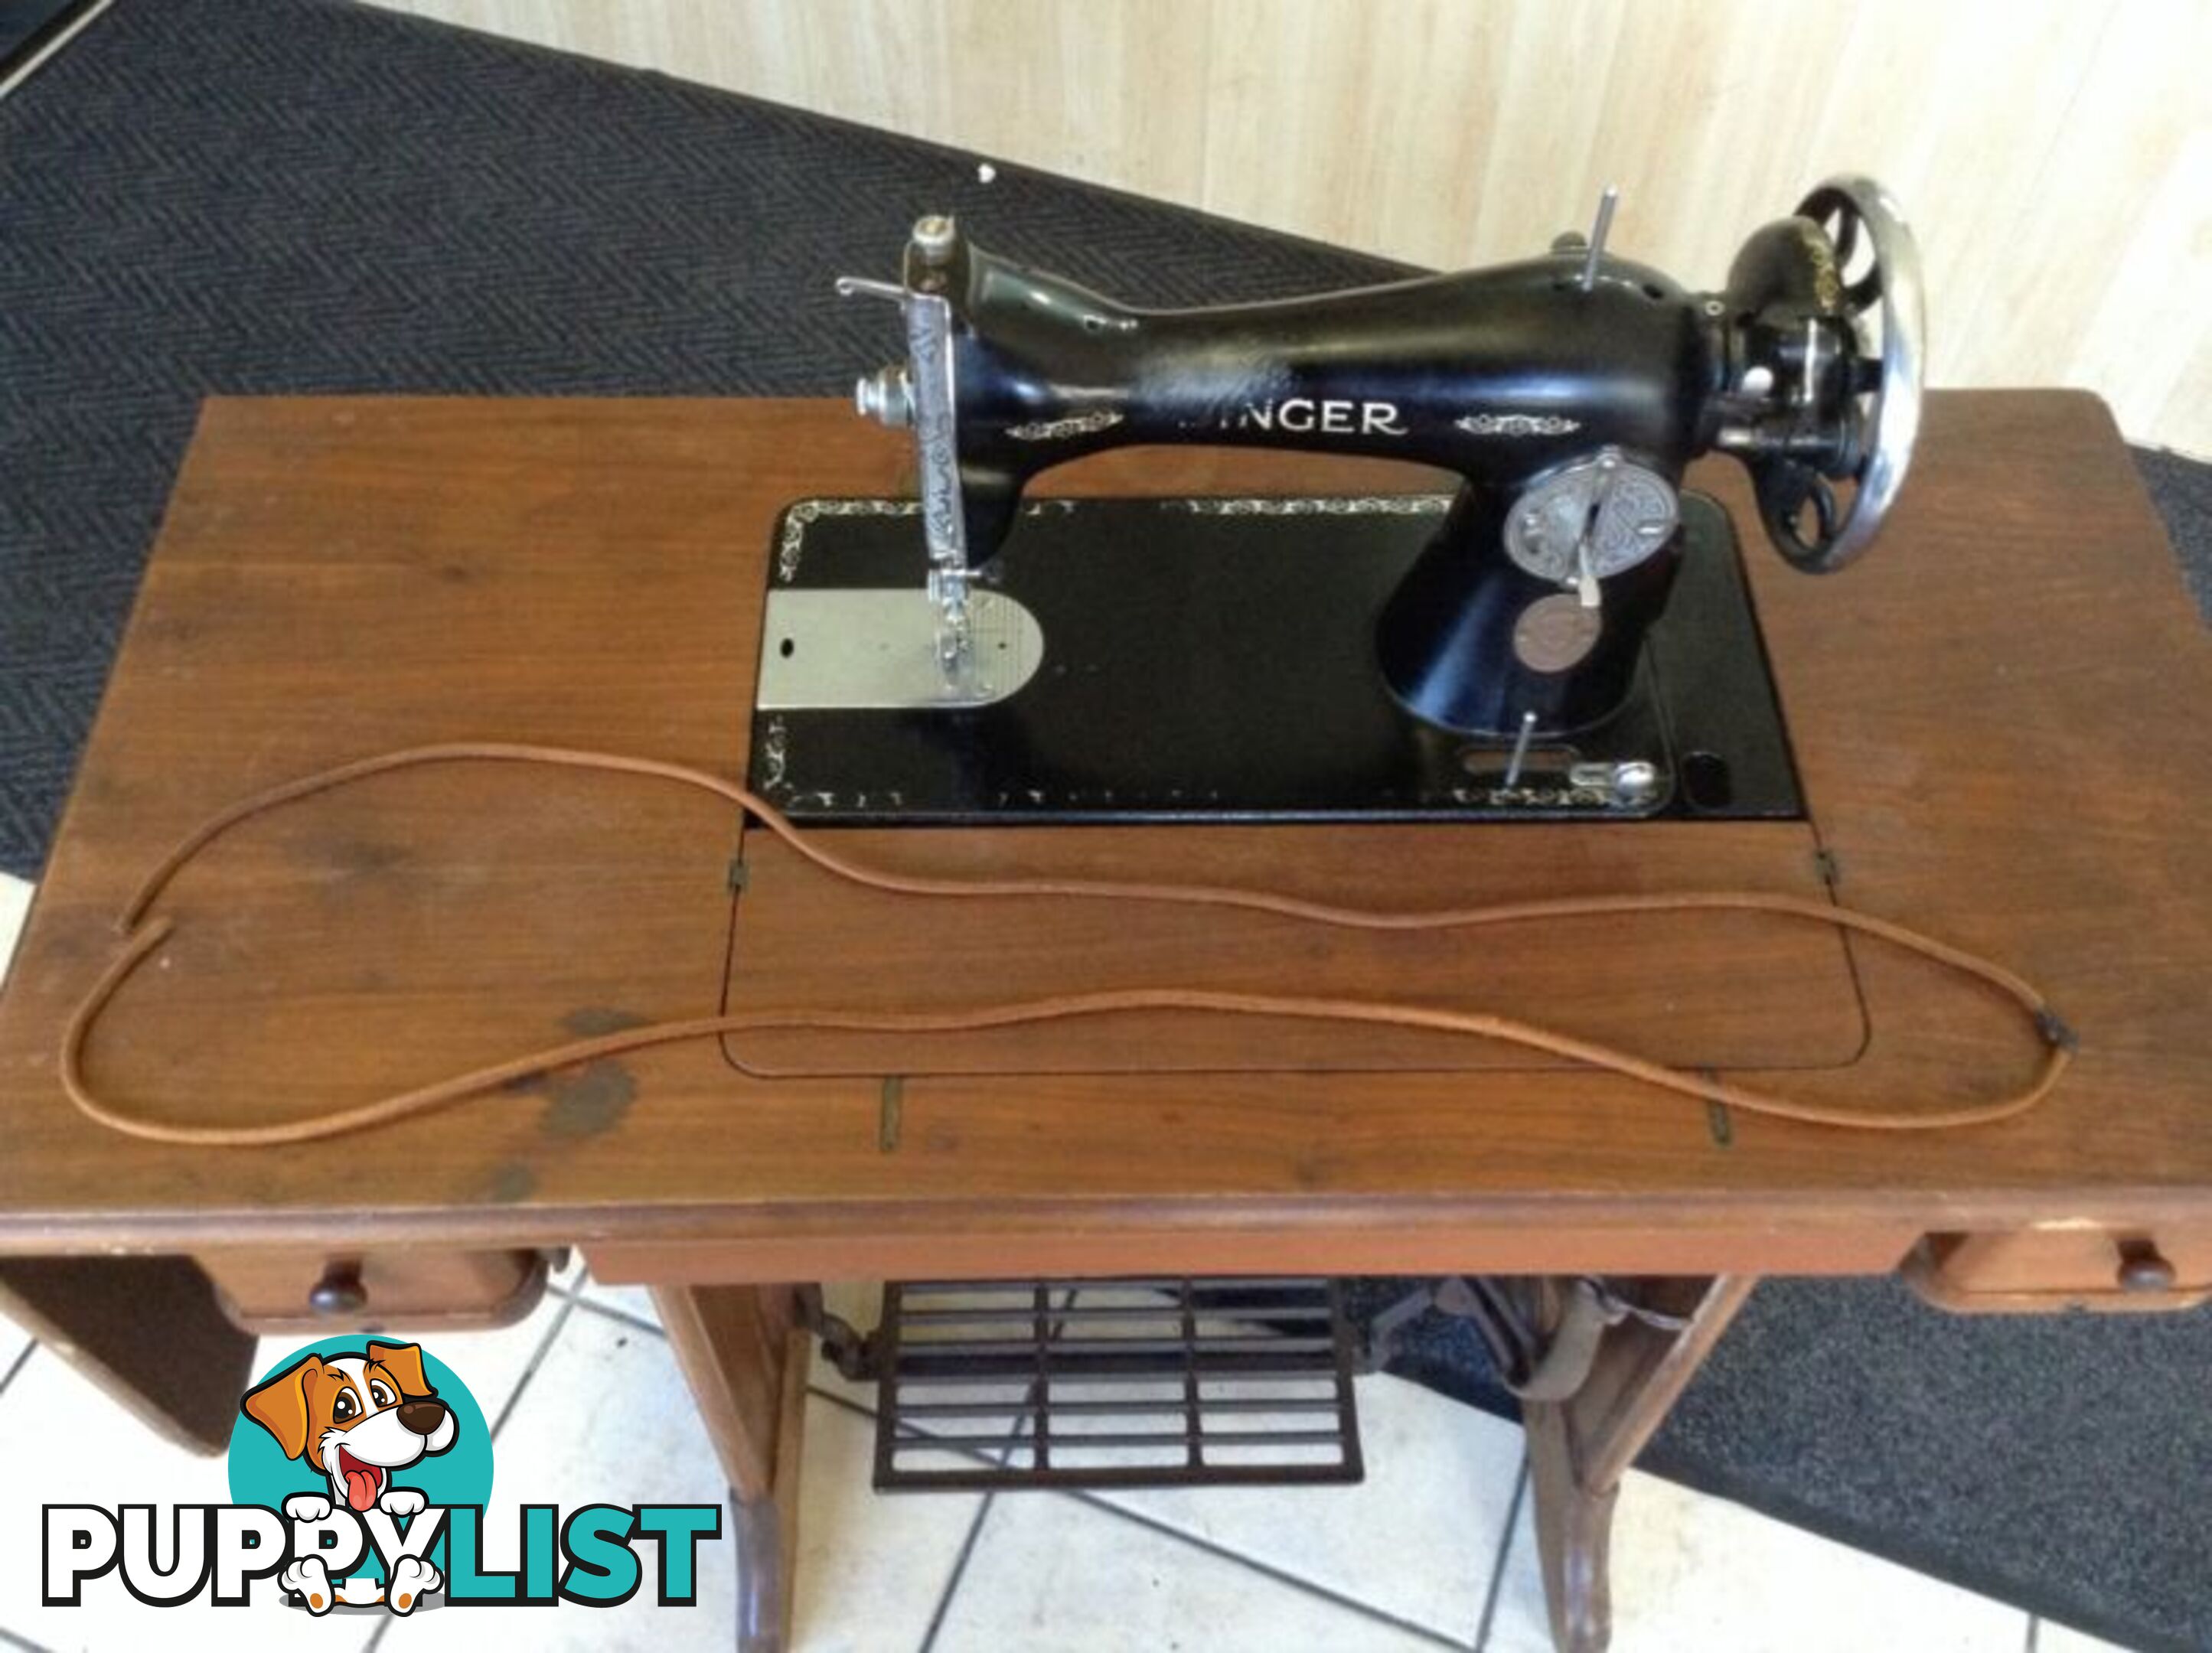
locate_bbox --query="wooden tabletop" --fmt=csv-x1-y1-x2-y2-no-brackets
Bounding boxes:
0,393,2205,1273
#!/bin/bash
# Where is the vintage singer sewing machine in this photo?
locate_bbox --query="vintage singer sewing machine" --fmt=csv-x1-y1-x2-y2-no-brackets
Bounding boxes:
752,177,1921,824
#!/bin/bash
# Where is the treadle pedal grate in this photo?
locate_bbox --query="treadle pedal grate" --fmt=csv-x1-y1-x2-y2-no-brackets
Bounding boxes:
872,1277,1363,1492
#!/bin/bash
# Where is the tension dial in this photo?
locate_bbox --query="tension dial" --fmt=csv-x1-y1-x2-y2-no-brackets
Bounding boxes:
1502,448,1680,589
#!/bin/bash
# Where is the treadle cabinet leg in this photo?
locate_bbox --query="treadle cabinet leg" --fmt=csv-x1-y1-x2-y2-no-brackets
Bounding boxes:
1519,1276,1755,1653
651,1283,810,1653
0,1257,259,1453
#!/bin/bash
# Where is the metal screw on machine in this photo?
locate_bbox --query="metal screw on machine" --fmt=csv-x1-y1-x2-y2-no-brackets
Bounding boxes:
854,364,912,427
308,1259,368,1317
1610,759,1660,803
2115,1238,2177,1293
910,213,958,267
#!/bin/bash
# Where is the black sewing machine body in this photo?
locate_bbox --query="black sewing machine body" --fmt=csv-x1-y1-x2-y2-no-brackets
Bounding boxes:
948,250,1717,736
944,251,1711,543
759,179,1923,823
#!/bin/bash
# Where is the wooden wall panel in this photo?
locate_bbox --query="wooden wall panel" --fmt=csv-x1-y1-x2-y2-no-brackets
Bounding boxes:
374,0,2212,454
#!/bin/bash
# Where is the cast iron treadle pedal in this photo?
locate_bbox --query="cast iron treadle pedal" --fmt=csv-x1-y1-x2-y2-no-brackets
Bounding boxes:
872,1278,1363,1492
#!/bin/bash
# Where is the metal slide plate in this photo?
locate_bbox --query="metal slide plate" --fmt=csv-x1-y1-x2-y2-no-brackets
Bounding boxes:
755,588,1045,710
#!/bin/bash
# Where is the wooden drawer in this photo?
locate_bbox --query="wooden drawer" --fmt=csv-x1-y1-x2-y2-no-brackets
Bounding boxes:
200,1247,556,1335
1905,1226,2212,1313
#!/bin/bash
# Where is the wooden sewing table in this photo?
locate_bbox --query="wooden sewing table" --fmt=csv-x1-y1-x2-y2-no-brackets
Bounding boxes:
1,393,2206,1651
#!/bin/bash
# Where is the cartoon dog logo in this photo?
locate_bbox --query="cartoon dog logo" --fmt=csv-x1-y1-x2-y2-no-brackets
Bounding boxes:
241,1341,454,1614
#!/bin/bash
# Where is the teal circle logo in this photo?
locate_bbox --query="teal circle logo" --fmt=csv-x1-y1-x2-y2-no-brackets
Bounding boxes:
228,1338,491,1583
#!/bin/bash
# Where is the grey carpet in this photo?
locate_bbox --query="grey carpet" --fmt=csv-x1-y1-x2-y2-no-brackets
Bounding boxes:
1354,1275,2212,1652
0,0,1390,878
2,3,2206,1648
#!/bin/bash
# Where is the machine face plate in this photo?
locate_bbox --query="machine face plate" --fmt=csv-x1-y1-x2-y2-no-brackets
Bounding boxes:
749,494,1803,824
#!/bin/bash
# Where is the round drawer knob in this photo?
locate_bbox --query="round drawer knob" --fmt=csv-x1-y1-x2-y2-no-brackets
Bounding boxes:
2115,1240,2176,1294
308,1261,368,1317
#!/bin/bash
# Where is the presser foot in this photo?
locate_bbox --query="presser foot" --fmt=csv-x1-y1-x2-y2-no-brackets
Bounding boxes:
928,569,973,670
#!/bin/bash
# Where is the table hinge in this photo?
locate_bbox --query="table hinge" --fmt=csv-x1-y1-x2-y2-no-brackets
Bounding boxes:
2034,1006,2080,1051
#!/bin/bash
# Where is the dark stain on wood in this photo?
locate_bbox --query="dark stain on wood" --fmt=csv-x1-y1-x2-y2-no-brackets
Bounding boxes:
562,1007,651,1038
545,1002,650,1135
543,1059,638,1138
484,1162,534,1204
318,837,412,881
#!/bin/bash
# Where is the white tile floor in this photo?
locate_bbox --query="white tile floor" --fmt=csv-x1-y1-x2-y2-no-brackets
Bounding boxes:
0,883,2129,1653
0,1273,2132,1653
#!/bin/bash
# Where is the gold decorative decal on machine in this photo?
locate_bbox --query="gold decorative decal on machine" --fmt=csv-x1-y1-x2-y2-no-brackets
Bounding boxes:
775,498,1078,584
1456,413,1584,436
777,498,919,584
1175,495,1452,519
1006,410,1124,442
